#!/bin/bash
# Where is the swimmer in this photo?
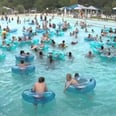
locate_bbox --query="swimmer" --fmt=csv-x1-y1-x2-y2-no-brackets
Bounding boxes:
67,52,74,62
32,77,47,94
18,60,27,68
58,40,66,49
71,41,78,45
20,50,25,56
39,51,44,59
85,51,94,58
64,73,79,92
47,54,55,70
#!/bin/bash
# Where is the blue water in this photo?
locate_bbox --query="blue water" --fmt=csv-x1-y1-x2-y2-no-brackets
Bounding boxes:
0,14,116,116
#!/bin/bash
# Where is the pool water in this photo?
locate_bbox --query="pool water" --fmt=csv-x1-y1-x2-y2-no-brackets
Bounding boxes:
0,14,116,116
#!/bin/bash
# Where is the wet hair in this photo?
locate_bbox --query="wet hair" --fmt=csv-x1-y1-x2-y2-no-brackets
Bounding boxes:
26,52,30,55
89,51,92,55
38,77,45,83
34,48,38,52
66,73,72,81
49,55,53,63
6,44,10,46
52,39,55,44
69,52,72,57
108,52,111,56
74,73,79,78
39,51,43,56
101,46,104,50
62,40,65,43
20,50,25,55
20,60,24,64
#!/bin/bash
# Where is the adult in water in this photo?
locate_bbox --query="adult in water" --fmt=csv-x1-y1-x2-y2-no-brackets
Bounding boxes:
64,73,79,92
31,77,47,106
32,77,48,94
85,51,94,58
18,60,27,68
64,73,85,92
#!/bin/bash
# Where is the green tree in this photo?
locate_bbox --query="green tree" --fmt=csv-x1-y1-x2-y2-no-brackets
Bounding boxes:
112,0,116,8
59,0,70,7
16,4,25,13
70,0,78,5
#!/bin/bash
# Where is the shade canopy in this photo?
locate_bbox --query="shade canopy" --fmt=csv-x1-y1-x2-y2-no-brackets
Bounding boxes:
3,6,12,10
87,6,98,10
68,4,78,9
59,6,72,10
74,4,87,10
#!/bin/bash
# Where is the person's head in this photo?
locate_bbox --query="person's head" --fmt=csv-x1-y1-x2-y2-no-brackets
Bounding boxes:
68,52,72,57
52,39,55,44
108,52,111,56
101,46,104,50
38,77,45,83
20,60,24,64
20,50,25,55
66,73,72,81
49,55,53,63
92,29,94,32
88,51,92,55
6,44,10,47
74,73,79,78
39,51,43,56
26,52,30,55
62,40,65,44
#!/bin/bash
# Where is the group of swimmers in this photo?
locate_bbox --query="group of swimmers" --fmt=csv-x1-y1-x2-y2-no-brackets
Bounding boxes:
32,72,83,95
17,50,32,68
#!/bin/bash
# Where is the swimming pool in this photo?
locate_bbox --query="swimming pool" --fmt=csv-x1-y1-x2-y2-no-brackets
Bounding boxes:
0,14,116,116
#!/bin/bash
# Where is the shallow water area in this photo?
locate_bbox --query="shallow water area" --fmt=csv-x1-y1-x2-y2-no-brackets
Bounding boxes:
0,14,116,116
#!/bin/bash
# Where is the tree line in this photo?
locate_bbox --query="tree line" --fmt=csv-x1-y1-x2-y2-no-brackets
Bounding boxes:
0,0,116,13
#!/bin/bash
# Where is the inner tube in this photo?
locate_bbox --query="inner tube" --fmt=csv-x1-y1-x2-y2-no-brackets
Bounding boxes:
52,51,65,60
67,78,96,93
100,54,116,60
84,37,94,41
28,23,34,25
15,55,34,62
2,44,17,51
36,29,45,33
12,65,35,74
10,29,17,33
22,89,55,104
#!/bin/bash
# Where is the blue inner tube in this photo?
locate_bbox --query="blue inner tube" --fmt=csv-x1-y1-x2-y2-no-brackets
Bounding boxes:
28,23,34,25
12,65,35,74
51,51,65,60
36,29,45,33
2,44,17,51
22,89,55,104
10,29,17,33
84,37,94,41
67,78,96,93
15,55,34,62
100,54,116,60
90,41,103,48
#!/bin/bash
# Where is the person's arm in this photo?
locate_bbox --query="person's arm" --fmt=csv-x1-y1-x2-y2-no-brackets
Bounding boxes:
32,84,36,92
64,81,71,92
45,84,48,92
